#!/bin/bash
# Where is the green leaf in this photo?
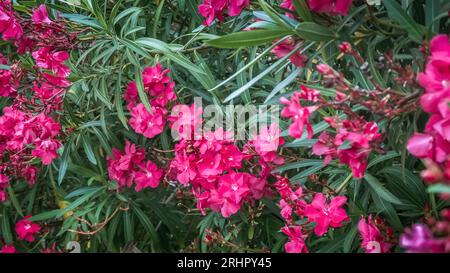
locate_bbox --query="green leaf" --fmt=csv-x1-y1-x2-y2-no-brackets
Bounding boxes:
1,208,13,244
6,187,23,217
82,136,97,165
275,159,323,173
364,173,402,205
382,0,424,43
206,29,293,48
292,0,312,21
58,144,70,185
428,184,450,194
370,190,403,231
294,22,338,41
425,0,440,33
28,209,62,221
133,205,160,248
368,151,399,169
58,186,106,217
135,68,153,113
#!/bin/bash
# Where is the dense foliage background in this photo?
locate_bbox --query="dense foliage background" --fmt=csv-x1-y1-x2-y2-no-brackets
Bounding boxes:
0,0,449,253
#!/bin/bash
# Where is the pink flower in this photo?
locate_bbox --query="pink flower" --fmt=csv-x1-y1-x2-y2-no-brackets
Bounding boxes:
0,245,16,253
124,81,139,106
214,172,250,217
129,103,166,139
134,161,164,191
0,2,23,41
280,199,293,220
338,41,352,54
281,226,308,253
249,123,284,164
280,0,295,18
142,64,176,107
272,37,307,67
32,47,70,77
274,176,298,201
312,132,337,165
280,86,320,139
307,0,352,16
407,133,434,159
245,173,267,200
228,0,250,16
15,216,41,243
313,119,381,178
198,0,248,26
0,170,9,202
169,103,203,140
31,139,61,165
358,216,391,253
304,193,349,236
43,73,71,87
400,224,445,253
169,146,198,186
21,166,38,186
32,4,52,24
107,140,145,188
198,0,227,26
418,35,450,114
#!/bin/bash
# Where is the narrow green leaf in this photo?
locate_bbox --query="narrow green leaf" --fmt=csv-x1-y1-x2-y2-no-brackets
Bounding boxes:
382,0,423,43
207,30,293,48
364,173,402,205
295,22,338,41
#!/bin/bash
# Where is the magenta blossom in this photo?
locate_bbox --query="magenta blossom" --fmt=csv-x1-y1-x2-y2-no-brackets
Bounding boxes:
129,104,166,139
400,224,445,253
198,0,249,26
304,193,349,236
280,86,320,139
0,244,16,253
210,172,250,218
307,0,352,16
32,4,52,24
15,216,41,243
32,47,70,77
134,161,164,192
0,1,23,41
281,226,308,253
272,37,308,67
358,216,391,253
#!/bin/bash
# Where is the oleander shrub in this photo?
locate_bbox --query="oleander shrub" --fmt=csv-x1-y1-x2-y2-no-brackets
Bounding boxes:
0,0,449,253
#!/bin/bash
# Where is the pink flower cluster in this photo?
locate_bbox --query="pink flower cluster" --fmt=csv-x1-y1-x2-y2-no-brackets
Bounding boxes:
169,105,285,218
312,117,381,178
125,64,176,139
280,85,320,138
15,216,41,243
279,85,381,178
107,141,164,192
198,0,249,26
0,4,74,201
407,35,450,185
276,176,349,253
358,215,392,253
